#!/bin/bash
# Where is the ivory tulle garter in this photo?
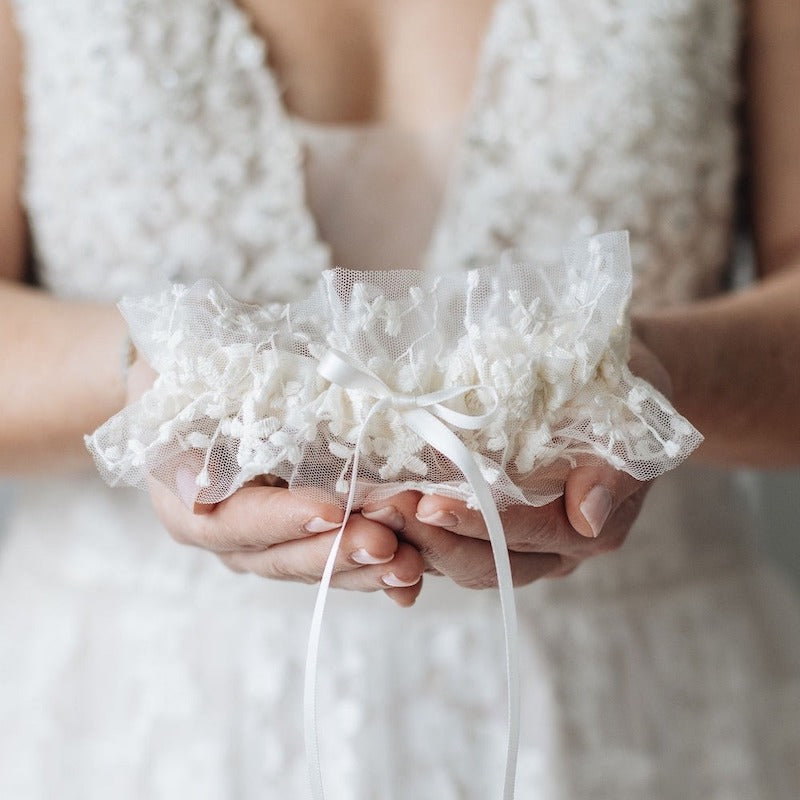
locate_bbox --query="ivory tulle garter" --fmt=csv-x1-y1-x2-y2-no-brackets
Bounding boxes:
87,231,700,509
86,231,702,799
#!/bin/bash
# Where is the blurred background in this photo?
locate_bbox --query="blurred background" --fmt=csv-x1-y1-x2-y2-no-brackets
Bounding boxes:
754,471,800,588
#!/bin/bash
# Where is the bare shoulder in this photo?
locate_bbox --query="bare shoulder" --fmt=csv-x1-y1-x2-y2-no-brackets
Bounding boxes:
747,0,800,277
0,0,26,283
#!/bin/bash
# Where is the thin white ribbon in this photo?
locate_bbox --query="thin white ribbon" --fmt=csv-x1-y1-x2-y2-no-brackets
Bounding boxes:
306,349,520,800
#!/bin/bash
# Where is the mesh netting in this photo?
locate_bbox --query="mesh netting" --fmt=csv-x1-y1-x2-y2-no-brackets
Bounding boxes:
86,232,702,510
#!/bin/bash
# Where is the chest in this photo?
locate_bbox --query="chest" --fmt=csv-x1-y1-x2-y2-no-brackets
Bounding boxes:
14,0,741,308
236,0,496,127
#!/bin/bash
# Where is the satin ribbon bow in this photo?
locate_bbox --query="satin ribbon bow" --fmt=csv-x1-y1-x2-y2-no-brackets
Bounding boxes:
305,349,520,800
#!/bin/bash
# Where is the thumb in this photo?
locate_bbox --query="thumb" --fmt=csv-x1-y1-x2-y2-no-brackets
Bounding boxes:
564,464,644,538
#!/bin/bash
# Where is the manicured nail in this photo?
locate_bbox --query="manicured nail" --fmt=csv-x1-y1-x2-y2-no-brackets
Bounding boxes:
382,572,422,588
362,506,405,531
304,517,342,533
351,548,393,565
415,510,458,528
579,486,614,538
175,469,200,509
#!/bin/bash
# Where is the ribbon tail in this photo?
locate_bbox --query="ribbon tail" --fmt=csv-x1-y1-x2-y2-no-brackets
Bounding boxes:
402,408,520,800
304,522,346,800
312,348,515,799
305,401,387,800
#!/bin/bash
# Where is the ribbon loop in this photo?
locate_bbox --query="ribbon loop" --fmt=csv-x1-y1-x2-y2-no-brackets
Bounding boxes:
306,350,520,800
388,395,419,412
317,348,500,432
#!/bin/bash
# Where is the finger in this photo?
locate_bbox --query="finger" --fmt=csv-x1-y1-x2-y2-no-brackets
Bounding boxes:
146,457,218,516
415,466,646,542
152,480,359,553
166,471,289,516
413,492,584,554
382,579,424,608
563,464,646,539
359,493,428,606
219,530,422,589
546,555,580,579
366,493,571,586
400,517,562,589
330,542,424,591
362,490,422,532
581,488,649,556
172,469,217,515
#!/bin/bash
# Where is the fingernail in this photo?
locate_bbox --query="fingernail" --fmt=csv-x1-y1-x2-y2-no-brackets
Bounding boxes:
415,510,458,528
362,506,405,531
175,469,200,509
579,486,614,538
351,548,393,565
382,572,422,588
304,517,342,533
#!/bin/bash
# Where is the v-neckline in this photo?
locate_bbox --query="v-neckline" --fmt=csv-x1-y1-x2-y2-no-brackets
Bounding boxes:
219,0,510,271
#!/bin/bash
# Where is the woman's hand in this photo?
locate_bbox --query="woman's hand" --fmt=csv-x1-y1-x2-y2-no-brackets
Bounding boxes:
364,467,648,589
150,478,425,606
363,338,671,589
127,357,425,607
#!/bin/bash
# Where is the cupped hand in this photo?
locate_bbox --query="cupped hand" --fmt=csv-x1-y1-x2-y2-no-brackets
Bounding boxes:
126,355,424,607
363,467,648,590
149,478,425,606
362,337,671,590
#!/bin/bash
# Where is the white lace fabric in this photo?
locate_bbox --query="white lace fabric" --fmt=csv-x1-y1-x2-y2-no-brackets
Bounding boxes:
86,233,700,510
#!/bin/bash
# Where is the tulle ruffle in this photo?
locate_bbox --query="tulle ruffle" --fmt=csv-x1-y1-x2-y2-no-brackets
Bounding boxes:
86,232,701,509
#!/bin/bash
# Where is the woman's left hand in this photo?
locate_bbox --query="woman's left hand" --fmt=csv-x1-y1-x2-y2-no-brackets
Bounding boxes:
363,465,649,589
362,338,670,589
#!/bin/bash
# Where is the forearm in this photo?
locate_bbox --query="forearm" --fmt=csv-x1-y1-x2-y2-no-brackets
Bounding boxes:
634,264,800,467
0,280,127,474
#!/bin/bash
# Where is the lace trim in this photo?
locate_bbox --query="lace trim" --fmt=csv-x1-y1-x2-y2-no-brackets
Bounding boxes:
86,233,701,509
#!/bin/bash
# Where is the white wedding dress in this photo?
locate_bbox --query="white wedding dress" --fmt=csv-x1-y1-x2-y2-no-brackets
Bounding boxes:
2,1,800,798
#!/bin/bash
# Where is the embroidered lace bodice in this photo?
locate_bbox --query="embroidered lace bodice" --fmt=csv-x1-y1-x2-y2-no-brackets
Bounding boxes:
16,0,739,308
5,2,800,799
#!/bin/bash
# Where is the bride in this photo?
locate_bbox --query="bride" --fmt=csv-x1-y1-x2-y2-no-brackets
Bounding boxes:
1,0,799,797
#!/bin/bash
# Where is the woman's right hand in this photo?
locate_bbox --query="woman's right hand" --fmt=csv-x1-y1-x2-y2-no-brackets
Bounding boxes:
128,357,425,607
150,479,425,606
